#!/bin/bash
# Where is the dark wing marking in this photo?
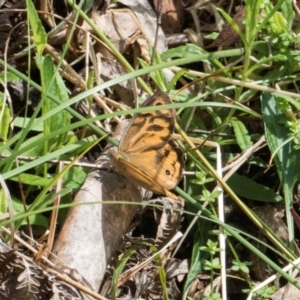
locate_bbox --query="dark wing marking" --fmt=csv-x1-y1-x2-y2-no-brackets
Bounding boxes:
119,92,175,154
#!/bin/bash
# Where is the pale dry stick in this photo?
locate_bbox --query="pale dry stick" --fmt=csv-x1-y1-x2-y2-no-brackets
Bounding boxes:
187,2,204,47
0,153,106,169
172,132,226,300
222,135,266,181
81,32,104,94
3,22,28,140
170,66,300,100
150,0,162,66
0,226,108,300
89,42,102,87
44,267,108,300
117,231,183,287
43,43,86,89
40,0,55,28
212,140,226,300
222,135,266,172
43,43,120,124
246,256,300,300
282,263,300,300
84,32,92,117
293,0,300,17
93,93,124,115
0,153,192,178
0,213,10,221
85,32,91,85
1,227,42,256
77,31,108,123
2,151,197,175
209,1,226,32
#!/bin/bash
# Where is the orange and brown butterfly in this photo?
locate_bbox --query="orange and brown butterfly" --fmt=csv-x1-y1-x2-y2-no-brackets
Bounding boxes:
109,91,184,199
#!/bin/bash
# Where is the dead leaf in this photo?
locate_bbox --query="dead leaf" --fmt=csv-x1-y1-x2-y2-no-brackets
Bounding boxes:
205,6,245,49
153,0,184,34
270,277,300,300
117,0,167,52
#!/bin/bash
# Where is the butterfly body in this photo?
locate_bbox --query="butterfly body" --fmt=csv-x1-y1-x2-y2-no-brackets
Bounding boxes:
110,92,184,198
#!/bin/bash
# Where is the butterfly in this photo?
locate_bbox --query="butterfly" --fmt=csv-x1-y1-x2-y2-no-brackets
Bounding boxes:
109,92,184,199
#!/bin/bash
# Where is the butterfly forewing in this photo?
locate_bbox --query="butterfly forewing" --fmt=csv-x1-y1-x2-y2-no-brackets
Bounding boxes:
119,92,175,154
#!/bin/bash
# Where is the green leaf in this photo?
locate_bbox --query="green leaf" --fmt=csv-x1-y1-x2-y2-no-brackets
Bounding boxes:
280,0,294,28
261,92,300,188
271,12,288,34
14,117,44,132
87,71,95,104
18,133,46,157
42,56,71,131
19,131,76,157
63,167,87,189
0,103,10,142
261,92,300,246
161,44,205,60
111,245,143,300
12,198,49,228
217,6,246,44
167,68,187,91
26,0,47,54
41,55,71,148
9,174,53,187
231,118,253,151
0,71,22,82
182,230,205,298
3,140,88,180
272,92,300,111
227,173,282,202
0,189,8,213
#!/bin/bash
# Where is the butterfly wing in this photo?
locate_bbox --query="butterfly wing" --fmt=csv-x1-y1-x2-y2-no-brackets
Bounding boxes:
111,140,183,195
111,92,184,196
118,92,175,154
110,153,166,195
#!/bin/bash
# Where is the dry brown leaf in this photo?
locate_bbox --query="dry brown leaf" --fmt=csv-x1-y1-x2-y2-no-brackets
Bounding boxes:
205,6,245,49
253,205,288,245
117,0,167,52
226,269,251,294
152,0,184,34
165,258,188,282
0,246,82,300
153,198,183,248
270,277,300,300
248,237,273,281
93,9,142,54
